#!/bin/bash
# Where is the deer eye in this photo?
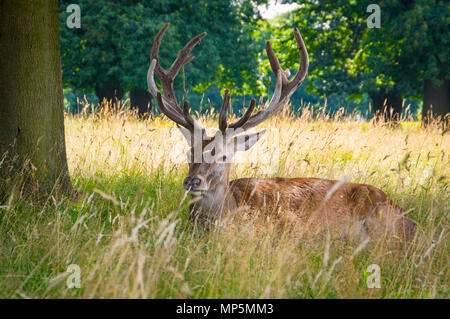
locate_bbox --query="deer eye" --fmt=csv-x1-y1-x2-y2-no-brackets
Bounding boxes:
222,155,227,162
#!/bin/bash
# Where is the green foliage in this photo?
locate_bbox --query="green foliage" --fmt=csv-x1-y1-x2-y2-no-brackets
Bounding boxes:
59,1,447,114
381,0,449,88
59,0,266,96
277,0,449,101
353,0,449,99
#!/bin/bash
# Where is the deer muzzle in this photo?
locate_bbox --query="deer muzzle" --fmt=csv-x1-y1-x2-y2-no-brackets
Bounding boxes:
184,176,207,195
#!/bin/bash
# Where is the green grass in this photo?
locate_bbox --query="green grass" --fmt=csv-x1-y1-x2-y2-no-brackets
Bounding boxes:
0,108,448,298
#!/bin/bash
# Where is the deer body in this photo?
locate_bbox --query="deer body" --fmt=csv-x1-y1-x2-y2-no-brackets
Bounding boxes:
148,23,415,242
189,175,415,241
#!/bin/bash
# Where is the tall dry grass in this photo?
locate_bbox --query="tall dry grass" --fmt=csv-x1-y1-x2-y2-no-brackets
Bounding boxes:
0,102,448,298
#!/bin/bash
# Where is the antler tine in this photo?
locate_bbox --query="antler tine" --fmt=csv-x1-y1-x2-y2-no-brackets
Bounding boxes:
148,60,190,128
238,69,283,131
228,28,308,133
150,23,169,77
219,89,230,133
218,89,257,135
266,28,308,103
150,23,206,105
150,23,176,103
169,32,207,79
182,100,199,131
156,92,192,129
147,59,164,103
148,24,206,133
286,28,309,97
266,41,289,87
228,99,256,129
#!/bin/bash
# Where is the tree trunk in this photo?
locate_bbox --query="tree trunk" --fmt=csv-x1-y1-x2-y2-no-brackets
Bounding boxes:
422,78,449,124
0,0,72,196
370,93,403,121
130,89,152,116
95,85,124,108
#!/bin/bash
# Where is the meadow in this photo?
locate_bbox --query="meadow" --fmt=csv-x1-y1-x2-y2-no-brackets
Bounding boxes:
0,104,448,298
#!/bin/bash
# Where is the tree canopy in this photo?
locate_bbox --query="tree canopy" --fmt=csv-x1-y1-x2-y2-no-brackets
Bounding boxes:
59,0,449,118
60,0,267,99
276,0,449,117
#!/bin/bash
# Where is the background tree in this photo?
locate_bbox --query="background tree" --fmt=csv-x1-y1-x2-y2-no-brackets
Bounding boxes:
60,0,267,114
0,0,72,196
60,1,126,107
272,0,404,118
277,0,449,119
382,0,449,122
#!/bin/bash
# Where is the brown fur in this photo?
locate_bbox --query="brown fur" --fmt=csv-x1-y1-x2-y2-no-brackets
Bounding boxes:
227,177,415,242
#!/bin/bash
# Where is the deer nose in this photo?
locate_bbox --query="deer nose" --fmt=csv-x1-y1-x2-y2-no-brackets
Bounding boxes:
184,176,202,189
191,177,201,187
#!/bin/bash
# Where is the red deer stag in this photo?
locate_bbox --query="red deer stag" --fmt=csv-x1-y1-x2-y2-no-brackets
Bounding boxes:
147,23,415,242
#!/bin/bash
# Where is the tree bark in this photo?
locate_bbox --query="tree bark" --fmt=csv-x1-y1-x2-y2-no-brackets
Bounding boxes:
0,0,72,196
422,78,449,124
370,93,403,121
95,85,124,108
130,89,152,116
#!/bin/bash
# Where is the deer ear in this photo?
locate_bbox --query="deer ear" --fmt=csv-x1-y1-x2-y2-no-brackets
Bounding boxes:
234,130,266,152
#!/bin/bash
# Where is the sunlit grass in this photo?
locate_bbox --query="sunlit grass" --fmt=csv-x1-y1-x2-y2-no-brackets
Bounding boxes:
0,103,448,298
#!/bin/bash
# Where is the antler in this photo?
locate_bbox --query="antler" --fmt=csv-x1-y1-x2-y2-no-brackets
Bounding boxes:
147,23,206,133
148,25,308,142
218,28,309,134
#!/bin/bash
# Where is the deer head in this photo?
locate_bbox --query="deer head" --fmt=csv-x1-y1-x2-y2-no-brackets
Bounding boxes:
147,23,308,214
